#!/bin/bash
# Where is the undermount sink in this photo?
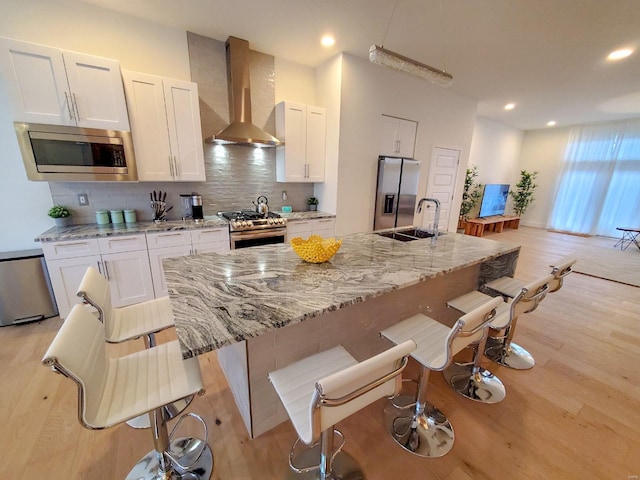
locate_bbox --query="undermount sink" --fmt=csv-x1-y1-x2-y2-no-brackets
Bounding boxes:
376,228,440,242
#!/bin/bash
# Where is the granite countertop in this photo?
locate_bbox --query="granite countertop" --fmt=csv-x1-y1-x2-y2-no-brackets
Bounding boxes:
163,231,520,358
34,211,335,242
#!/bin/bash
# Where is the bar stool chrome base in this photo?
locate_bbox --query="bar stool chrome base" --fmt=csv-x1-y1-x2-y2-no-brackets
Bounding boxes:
126,438,213,480
126,396,195,428
443,363,506,404
485,337,535,370
286,441,363,480
383,394,454,458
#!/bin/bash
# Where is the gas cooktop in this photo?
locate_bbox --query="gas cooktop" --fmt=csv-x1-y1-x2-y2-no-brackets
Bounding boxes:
220,210,286,232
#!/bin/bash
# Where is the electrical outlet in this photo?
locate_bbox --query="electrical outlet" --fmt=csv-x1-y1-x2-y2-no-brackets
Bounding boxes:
282,191,288,201
78,193,89,206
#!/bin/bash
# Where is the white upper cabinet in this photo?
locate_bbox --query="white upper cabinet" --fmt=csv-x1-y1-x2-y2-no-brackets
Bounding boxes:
276,101,326,183
379,115,417,158
123,70,205,182
0,37,129,130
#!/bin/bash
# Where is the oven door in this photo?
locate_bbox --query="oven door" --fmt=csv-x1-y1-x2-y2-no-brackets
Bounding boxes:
230,228,286,250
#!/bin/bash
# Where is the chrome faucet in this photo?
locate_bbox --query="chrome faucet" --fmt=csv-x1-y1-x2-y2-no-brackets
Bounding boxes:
416,197,441,239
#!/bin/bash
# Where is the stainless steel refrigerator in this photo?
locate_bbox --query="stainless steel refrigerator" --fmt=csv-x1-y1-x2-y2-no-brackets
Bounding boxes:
374,156,421,230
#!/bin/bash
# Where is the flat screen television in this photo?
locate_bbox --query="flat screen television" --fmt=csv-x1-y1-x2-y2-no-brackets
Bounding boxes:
478,184,510,218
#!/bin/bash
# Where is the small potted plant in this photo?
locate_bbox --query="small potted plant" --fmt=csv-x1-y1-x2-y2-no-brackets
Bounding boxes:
458,166,482,231
48,205,73,227
307,196,319,211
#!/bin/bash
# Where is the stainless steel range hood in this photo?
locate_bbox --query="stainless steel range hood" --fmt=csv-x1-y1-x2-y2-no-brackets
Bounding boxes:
210,36,282,147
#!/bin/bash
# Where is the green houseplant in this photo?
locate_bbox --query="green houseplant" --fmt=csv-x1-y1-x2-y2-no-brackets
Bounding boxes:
48,205,73,227
459,166,482,224
307,196,319,211
510,170,538,217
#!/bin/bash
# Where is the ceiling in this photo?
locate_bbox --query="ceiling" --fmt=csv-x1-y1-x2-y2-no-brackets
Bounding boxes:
78,0,640,131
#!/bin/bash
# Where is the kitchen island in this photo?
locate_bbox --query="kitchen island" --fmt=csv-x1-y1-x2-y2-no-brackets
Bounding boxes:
163,231,519,437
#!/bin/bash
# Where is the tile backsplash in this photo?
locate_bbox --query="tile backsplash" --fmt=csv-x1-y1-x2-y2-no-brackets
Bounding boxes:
49,32,313,225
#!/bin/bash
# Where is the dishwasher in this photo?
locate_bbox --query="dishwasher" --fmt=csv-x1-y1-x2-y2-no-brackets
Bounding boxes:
0,249,58,326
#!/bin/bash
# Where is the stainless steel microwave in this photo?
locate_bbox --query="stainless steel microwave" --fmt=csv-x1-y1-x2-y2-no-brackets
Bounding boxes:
14,122,138,182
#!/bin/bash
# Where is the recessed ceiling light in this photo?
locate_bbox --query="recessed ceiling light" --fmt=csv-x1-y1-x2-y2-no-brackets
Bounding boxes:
504,103,515,111
321,35,335,47
607,48,633,61
547,121,556,127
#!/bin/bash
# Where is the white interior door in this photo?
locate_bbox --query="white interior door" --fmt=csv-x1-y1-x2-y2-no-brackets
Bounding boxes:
422,147,460,232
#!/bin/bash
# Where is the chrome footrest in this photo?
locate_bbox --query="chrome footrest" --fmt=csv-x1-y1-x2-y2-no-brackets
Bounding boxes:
167,412,210,473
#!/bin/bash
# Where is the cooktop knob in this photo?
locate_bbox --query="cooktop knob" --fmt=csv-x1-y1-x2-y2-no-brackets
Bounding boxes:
247,221,254,227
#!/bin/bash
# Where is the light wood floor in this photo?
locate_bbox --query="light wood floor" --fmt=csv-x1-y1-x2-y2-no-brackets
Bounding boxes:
1,226,639,479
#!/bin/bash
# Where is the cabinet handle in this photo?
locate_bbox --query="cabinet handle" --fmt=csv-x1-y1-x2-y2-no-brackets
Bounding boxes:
64,92,75,120
173,156,180,178
395,140,400,153
72,93,80,121
103,260,110,281
157,233,183,238
168,156,174,178
96,260,103,276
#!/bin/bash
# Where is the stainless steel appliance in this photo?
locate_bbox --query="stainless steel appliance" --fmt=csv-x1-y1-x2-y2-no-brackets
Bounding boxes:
0,249,58,326
374,156,421,230
191,194,204,223
220,210,287,249
14,122,137,182
252,196,269,216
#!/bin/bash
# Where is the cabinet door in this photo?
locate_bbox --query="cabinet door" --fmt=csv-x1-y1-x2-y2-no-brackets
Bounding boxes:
276,102,307,182
0,38,72,125
148,244,191,298
164,79,206,181
379,115,417,158
101,250,154,307
62,50,129,130
46,255,102,318
306,106,326,182
313,218,336,238
122,70,173,180
396,119,417,158
286,220,314,242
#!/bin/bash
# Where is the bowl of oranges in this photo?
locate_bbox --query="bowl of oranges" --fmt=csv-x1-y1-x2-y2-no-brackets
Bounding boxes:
290,235,342,263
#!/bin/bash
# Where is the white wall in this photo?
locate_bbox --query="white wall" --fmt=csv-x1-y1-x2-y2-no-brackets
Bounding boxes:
0,0,191,251
517,127,571,228
274,58,316,106
469,117,524,184
313,54,343,216
336,54,478,235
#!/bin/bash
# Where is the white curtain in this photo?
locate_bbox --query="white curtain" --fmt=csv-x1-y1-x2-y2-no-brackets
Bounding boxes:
549,119,640,237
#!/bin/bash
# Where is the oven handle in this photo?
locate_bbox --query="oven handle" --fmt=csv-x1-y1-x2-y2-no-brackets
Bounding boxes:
230,228,287,240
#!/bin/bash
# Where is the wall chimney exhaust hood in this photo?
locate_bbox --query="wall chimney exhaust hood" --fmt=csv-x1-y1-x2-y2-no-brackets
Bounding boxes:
209,36,282,147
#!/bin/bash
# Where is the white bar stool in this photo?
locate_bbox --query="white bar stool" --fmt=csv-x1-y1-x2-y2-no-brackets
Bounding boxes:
484,255,577,297
448,273,554,370
77,266,191,428
42,304,213,480
269,340,415,480
380,296,503,457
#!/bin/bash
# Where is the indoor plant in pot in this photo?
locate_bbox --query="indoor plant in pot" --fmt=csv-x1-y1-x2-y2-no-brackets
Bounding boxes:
307,196,319,211
510,170,538,217
48,205,73,227
458,166,482,231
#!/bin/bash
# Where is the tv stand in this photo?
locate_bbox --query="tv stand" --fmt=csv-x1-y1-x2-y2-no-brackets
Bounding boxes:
464,215,520,237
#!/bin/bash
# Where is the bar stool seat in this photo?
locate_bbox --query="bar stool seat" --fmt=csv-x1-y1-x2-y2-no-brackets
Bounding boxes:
380,296,503,457
269,341,415,480
77,266,189,428
448,273,554,370
43,304,213,480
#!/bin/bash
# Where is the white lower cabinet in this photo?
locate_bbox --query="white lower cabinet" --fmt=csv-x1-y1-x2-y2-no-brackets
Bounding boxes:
43,234,153,318
147,227,230,297
286,218,336,242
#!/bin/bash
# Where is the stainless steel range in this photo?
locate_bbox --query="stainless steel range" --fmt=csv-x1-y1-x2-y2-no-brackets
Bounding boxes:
220,210,287,249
